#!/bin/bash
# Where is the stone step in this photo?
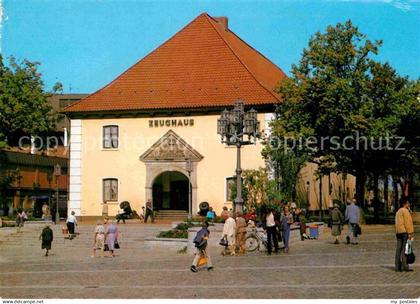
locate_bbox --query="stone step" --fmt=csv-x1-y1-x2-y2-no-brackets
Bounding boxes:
155,210,188,215
155,210,188,212
155,214,188,218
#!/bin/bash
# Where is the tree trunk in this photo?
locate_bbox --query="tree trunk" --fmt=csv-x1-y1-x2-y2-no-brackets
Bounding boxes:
355,168,366,209
373,172,379,222
402,175,411,199
408,173,415,211
319,176,323,221
292,186,297,202
393,176,399,213
383,175,389,217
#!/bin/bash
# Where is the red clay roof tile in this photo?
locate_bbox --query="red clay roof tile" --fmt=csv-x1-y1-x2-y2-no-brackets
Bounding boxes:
64,13,286,113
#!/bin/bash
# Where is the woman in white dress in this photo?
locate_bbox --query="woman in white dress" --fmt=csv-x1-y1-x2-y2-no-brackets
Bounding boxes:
222,212,236,256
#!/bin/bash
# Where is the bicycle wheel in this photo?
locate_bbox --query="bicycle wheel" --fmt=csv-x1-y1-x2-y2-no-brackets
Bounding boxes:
245,235,259,252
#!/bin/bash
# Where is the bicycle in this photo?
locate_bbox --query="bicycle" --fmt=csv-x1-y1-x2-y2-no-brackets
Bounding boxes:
245,227,268,252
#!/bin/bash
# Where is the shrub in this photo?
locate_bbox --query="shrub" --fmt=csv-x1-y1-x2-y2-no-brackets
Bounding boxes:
1,221,17,228
175,222,194,230
157,229,188,239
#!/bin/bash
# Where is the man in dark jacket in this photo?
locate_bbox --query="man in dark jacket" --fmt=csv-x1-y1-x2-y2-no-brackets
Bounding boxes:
39,225,53,256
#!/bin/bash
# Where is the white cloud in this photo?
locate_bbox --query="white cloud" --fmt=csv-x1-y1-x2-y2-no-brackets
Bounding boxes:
0,0,3,52
328,0,420,12
0,0,9,52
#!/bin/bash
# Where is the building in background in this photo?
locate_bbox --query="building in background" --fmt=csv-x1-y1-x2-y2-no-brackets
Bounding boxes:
0,94,87,218
63,13,355,220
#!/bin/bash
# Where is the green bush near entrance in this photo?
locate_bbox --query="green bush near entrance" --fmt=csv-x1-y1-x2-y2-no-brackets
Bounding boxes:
156,219,214,239
157,229,188,239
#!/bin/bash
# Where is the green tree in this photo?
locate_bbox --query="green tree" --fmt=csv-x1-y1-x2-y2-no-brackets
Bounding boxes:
0,55,60,147
270,20,419,221
230,168,281,209
262,130,308,203
0,55,61,213
362,63,419,219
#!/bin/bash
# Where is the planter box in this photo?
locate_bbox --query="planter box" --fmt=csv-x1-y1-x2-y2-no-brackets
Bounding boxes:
143,237,188,252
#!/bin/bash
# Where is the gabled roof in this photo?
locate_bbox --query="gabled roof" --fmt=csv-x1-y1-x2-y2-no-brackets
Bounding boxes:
64,13,286,113
140,130,204,162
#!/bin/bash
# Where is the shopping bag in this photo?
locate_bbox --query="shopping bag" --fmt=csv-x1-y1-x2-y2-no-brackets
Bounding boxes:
197,255,207,267
405,239,413,255
405,239,415,264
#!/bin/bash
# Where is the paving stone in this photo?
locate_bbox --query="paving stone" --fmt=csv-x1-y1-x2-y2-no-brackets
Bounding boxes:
0,223,419,298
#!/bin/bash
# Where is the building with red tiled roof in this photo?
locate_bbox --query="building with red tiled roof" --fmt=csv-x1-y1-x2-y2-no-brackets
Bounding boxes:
64,13,285,115
64,13,351,220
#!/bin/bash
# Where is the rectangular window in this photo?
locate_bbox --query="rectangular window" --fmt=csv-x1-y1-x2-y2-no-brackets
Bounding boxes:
103,178,118,202
226,177,235,201
103,125,119,149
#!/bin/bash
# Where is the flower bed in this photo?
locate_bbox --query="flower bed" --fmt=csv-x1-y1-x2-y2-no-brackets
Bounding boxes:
157,229,188,239
157,221,202,239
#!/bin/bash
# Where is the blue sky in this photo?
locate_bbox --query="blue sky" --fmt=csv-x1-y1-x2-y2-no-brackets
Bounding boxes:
2,0,419,93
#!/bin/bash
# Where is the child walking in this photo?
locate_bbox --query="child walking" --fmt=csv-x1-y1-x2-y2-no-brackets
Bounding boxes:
191,221,213,272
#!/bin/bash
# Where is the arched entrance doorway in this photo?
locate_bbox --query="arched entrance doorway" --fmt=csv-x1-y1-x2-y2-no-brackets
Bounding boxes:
152,171,190,211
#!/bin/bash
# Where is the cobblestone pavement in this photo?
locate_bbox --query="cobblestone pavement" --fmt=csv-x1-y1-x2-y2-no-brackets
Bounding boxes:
0,222,419,299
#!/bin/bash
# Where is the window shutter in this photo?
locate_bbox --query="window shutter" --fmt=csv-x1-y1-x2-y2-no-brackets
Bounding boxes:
103,127,111,148
111,126,118,148
103,179,110,202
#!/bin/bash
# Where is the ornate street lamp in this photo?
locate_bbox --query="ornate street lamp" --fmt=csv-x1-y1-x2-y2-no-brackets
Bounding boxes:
186,159,193,219
217,100,260,213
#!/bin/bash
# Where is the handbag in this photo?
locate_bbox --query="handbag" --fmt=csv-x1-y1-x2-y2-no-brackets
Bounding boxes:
353,224,362,237
219,237,228,247
357,224,362,235
104,244,109,252
114,241,120,249
407,252,416,264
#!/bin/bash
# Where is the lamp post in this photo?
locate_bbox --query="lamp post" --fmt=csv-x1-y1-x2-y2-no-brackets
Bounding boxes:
217,100,260,213
306,181,310,209
54,164,61,224
319,175,323,221
186,160,193,219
